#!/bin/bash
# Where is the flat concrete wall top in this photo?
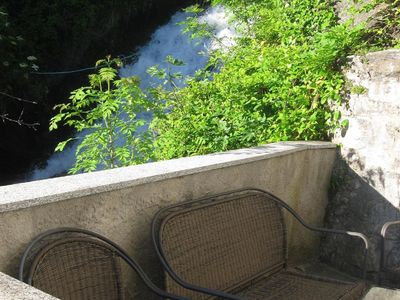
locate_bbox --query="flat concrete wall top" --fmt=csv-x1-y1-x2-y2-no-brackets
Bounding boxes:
0,141,336,299
0,272,57,299
0,141,335,213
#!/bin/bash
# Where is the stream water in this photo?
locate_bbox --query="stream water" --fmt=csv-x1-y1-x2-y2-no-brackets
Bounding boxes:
29,6,235,181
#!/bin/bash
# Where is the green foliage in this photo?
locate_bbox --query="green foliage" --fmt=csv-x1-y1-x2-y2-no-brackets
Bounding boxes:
150,0,363,160
50,57,153,174
179,5,215,41
51,0,398,173
371,0,400,48
4,1,135,68
350,85,368,95
0,8,35,78
351,0,400,50
0,7,39,127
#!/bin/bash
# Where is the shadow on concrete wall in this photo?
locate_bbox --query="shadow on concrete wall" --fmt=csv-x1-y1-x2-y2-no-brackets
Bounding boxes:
320,150,400,287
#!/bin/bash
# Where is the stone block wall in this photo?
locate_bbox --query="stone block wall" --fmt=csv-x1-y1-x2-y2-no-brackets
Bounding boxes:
321,50,400,285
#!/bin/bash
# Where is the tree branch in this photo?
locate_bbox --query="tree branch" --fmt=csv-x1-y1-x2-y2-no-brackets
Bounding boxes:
1,109,40,130
0,91,37,104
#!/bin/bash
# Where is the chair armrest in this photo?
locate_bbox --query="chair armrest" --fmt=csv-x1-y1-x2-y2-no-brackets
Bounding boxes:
287,216,369,277
296,224,369,252
297,225,369,280
379,221,400,284
258,190,370,279
381,221,400,239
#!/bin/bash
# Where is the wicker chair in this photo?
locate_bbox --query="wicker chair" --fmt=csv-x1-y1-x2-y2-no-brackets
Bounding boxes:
19,227,189,300
152,188,370,300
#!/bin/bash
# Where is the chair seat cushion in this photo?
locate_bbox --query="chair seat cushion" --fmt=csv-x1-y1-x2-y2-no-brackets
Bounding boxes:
236,269,366,300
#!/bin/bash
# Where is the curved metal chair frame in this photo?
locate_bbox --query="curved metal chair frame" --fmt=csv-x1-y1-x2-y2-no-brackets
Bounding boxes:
19,227,189,300
378,220,400,285
152,188,369,300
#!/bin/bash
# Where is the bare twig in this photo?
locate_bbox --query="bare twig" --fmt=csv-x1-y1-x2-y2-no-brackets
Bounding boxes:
1,109,40,130
0,91,37,104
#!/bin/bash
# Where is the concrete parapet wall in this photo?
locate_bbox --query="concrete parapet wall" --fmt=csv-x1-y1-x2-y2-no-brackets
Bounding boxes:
0,142,336,299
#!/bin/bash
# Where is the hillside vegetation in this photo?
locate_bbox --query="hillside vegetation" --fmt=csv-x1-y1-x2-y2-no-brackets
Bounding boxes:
151,0,399,160
51,0,399,173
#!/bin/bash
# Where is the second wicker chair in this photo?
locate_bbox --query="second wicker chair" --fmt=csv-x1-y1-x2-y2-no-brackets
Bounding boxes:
152,188,370,300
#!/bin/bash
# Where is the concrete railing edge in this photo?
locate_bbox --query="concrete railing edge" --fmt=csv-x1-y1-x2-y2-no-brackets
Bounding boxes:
0,271,58,299
0,141,336,213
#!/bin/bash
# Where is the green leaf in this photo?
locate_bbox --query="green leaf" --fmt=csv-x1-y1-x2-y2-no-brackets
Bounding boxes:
55,138,74,152
165,55,186,66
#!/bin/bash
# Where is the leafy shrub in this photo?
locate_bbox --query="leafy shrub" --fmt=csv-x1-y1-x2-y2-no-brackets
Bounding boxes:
51,0,398,173
50,57,153,173
150,0,363,160
364,0,400,49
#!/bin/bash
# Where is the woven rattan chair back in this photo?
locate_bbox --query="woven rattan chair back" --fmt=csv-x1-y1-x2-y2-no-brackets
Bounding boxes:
27,236,124,300
158,190,287,299
20,228,191,300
